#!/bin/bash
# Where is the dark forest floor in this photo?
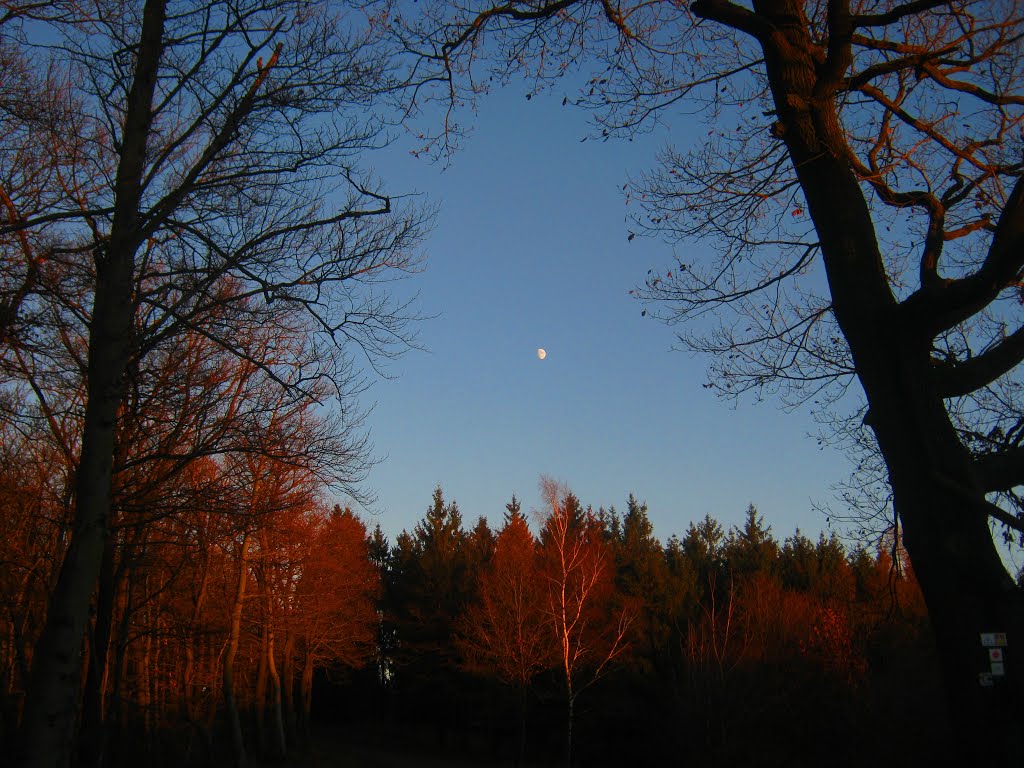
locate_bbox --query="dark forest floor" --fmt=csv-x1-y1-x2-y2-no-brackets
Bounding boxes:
304,745,519,768
263,725,533,768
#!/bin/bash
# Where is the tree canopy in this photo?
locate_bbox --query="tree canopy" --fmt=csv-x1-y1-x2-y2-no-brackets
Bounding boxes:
392,0,1024,758
1,2,428,765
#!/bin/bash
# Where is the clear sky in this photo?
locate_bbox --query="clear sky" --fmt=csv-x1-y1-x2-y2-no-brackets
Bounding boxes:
356,83,856,544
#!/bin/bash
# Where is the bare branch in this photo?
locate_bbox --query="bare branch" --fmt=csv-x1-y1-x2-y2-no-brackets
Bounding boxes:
935,325,1024,398
902,174,1024,338
690,0,771,41
975,447,1024,497
852,0,952,29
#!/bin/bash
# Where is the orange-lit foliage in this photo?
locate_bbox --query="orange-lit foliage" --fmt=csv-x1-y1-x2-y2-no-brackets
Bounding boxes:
1,445,941,768
803,605,866,685
458,508,549,689
0,330,381,764
456,504,548,761
537,488,632,694
0,419,70,733
536,481,633,767
294,506,380,672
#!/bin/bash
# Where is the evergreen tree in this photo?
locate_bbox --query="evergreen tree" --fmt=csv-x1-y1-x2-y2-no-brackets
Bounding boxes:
465,516,496,580
663,534,701,625
613,496,668,675
597,505,622,543
503,494,524,526
388,487,470,739
780,530,818,593
813,533,855,603
724,505,779,580
367,524,391,572
367,524,394,691
682,514,726,602
383,530,417,690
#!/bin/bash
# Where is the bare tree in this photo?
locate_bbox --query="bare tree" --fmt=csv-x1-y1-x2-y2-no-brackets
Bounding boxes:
396,0,1024,758
536,479,632,768
1,2,429,766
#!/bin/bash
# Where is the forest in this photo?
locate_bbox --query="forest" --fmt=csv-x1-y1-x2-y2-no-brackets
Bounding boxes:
1,443,947,767
4,0,1024,765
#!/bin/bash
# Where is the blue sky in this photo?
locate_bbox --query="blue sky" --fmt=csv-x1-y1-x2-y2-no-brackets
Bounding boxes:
356,84,855,544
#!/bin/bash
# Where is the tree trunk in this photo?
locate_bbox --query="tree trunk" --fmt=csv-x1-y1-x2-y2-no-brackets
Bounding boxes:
265,626,286,760
183,553,209,726
749,8,1024,758
138,603,152,744
79,537,117,768
299,654,314,750
517,685,528,766
0,661,15,752
107,569,134,757
803,110,1024,765
256,531,286,762
17,3,166,766
203,635,219,764
565,692,574,768
254,624,268,754
19,290,132,768
864,348,1024,760
19,300,132,768
223,531,251,768
281,632,297,746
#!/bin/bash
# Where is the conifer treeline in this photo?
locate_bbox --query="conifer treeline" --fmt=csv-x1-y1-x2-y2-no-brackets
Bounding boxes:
370,484,946,767
1,457,949,766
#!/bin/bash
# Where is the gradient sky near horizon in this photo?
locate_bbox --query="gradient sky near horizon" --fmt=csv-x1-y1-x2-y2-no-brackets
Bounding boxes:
355,83,857,544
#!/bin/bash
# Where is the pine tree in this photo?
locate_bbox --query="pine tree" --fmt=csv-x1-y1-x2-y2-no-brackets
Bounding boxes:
389,487,469,739
613,496,667,675
724,505,779,580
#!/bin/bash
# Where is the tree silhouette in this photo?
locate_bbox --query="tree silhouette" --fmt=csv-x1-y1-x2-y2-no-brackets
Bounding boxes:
398,2,1024,754
386,487,472,743
724,505,778,581
609,496,671,676
1,3,428,764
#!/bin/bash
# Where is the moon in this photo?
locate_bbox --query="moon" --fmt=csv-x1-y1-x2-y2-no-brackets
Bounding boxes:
537,348,547,360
